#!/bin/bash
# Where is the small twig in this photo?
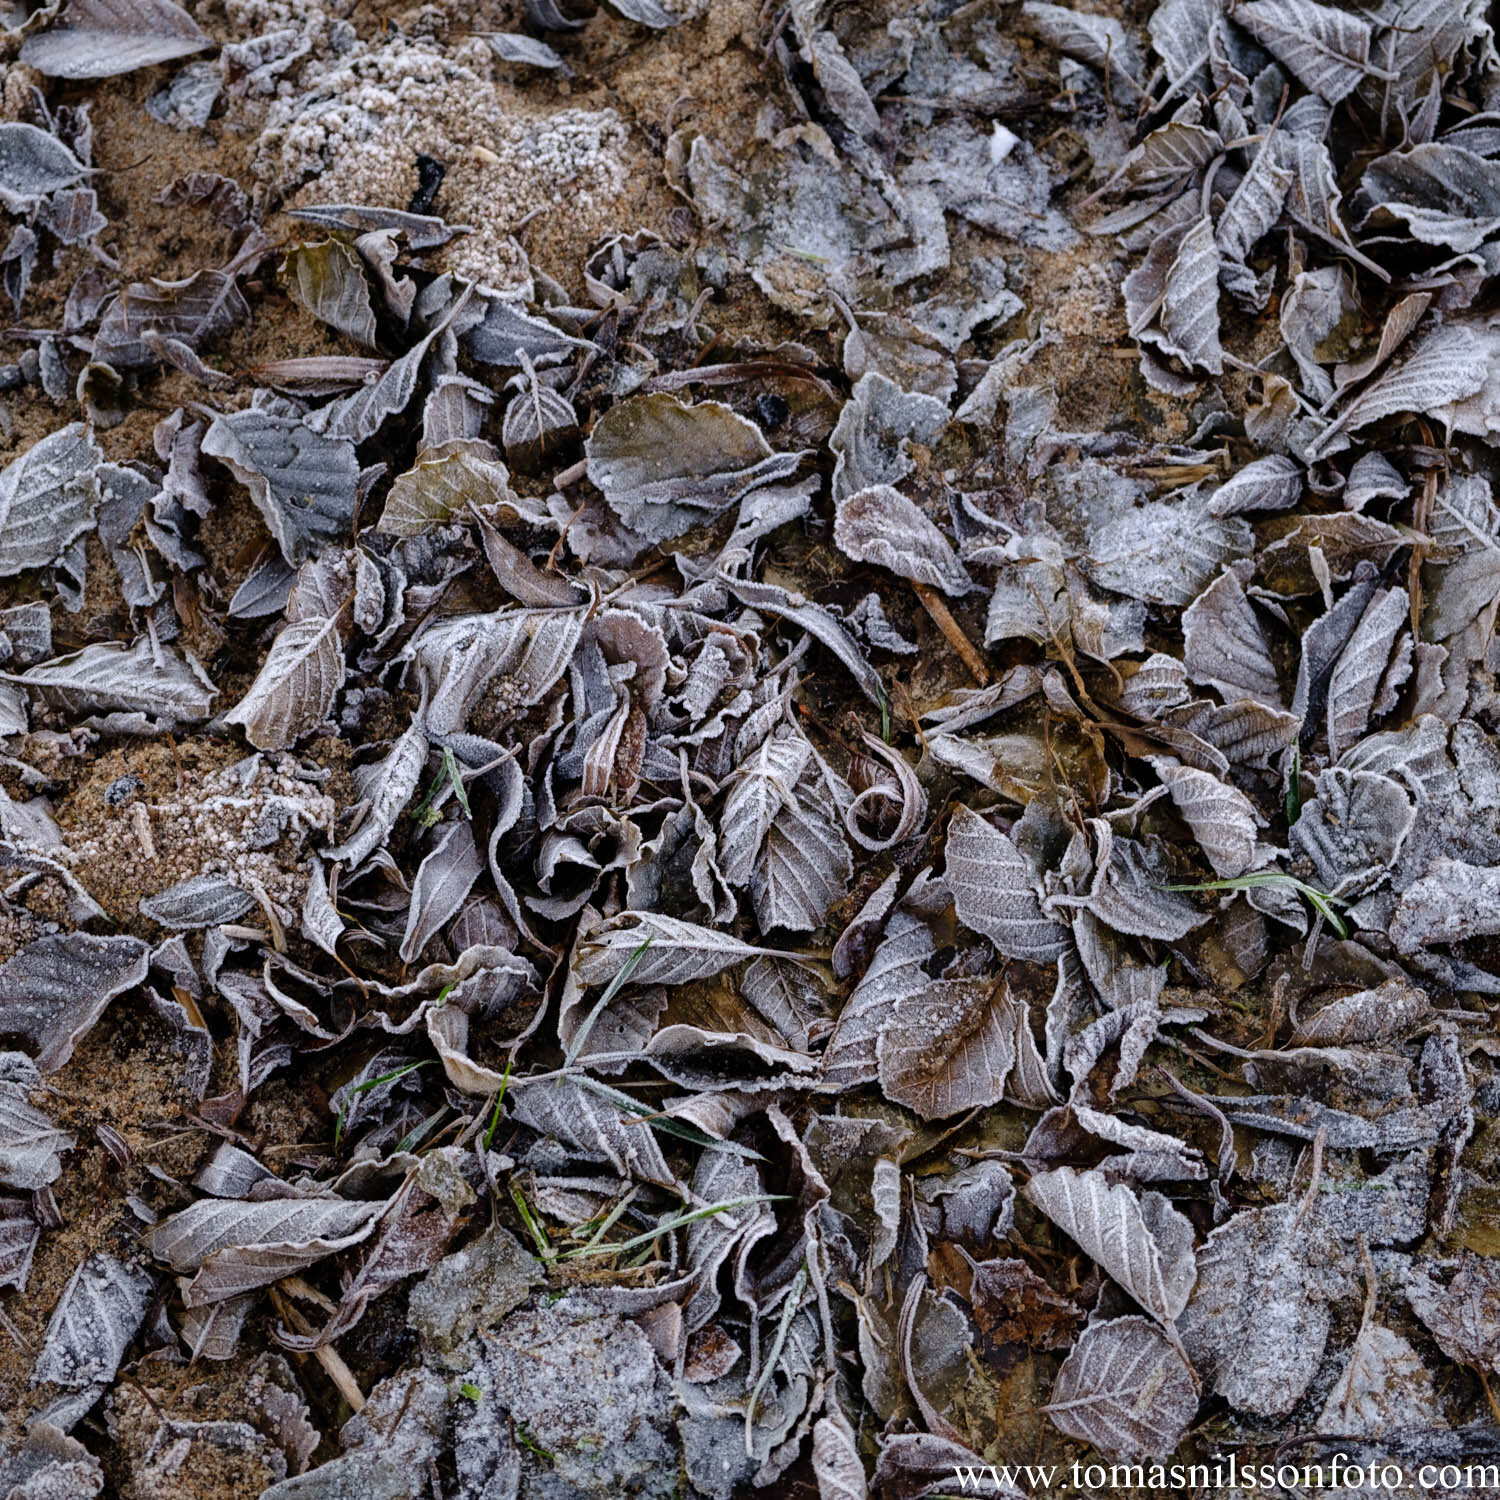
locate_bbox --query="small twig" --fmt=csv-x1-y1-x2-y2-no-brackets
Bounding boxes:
910,582,990,685
270,1286,366,1412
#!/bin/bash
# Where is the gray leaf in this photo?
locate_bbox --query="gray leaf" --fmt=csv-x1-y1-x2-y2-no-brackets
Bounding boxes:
1159,216,1222,374
0,123,86,212
93,269,248,370
834,485,975,597
31,1252,155,1387
21,0,209,76
226,614,345,751
1406,1252,1500,1372
0,1054,74,1190
146,1196,386,1304
1326,586,1407,758
1316,323,1489,457
1205,454,1302,516
877,978,1019,1120
1236,0,1373,103
945,806,1070,961
506,1075,674,1186
1085,498,1252,609
1182,564,1282,709
399,820,482,964
1046,1317,1197,1462
1215,137,1293,276
1148,758,1262,878
0,1195,39,1293
830,373,949,505
325,722,428,867
811,1412,867,1500
202,410,360,566
575,912,781,988
283,240,378,348
140,873,254,929
488,32,568,67
0,423,101,576
1027,1165,1198,1325
19,636,216,724
823,912,933,1089
1177,1202,1352,1415
1360,143,1500,253
752,784,852,933
0,933,149,1072
404,605,585,736
585,394,805,543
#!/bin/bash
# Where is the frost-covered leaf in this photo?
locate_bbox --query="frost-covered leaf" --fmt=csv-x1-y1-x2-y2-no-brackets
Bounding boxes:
1182,564,1281,709
1158,216,1222,373
0,1196,38,1293
226,614,345,751
1083,498,1251,608
31,1252,155,1387
325,722,428,867
203,409,360,566
585,394,804,543
824,912,935,1089
1292,977,1429,1045
488,31,568,67
1046,1317,1196,1462
140,873,254,928
501,365,577,464
1406,1253,1500,1372
807,30,880,137
0,122,86,211
1318,1320,1440,1438
752,785,852,933
19,636,216,723
1216,137,1293,280
146,1195,386,1304
0,423,101,576
575,912,780,988
284,240,378,349
834,485,975,597
1206,454,1302,517
811,1411,867,1500
1316,323,1489,455
829,372,949,504
94,269,248,370
0,933,149,1072
399,821,481,964
1026,1166,1197,1325
405,605,585,736
1177,1202,1352,1415
1360,144,1500,253
945,806,1070,961
1149,758,1261,877
877,978,1020,1120
1236,0,1373,103
507,1075,674,1186
1325,586,1407,758
0,1054,73,1190
377,448,515,538
21,0,209,76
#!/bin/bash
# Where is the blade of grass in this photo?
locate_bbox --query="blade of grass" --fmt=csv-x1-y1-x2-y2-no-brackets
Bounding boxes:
1165,871,1349,940
561,934,653,1070
334,1060,433,1150
509,1180,553,1261
557,1193,787,1261
482,1054,514,1153
444,747,472,819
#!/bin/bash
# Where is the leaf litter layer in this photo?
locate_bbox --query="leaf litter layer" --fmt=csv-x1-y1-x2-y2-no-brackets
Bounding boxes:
2,0,1500,1494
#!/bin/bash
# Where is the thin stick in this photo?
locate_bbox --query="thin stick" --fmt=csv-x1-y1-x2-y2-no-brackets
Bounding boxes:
270,1287,366,1412
911,582,990,685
